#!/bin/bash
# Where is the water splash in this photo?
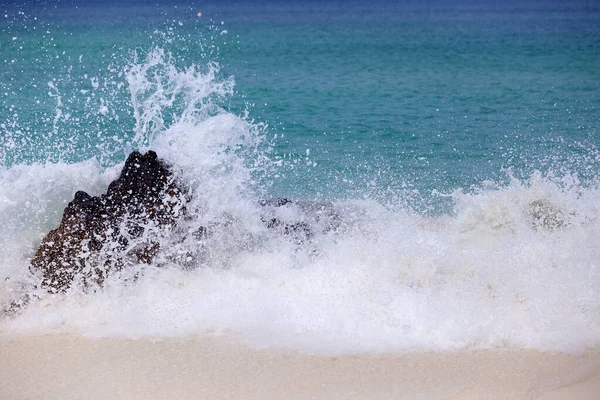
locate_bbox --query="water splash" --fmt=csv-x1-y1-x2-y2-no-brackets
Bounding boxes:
126,48,234,150
1,14,599,355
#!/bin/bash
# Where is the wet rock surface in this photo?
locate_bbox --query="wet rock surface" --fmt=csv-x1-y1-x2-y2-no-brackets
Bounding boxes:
526,200,572,231
27,151,341,295
30,150,187,293
258,198,340,243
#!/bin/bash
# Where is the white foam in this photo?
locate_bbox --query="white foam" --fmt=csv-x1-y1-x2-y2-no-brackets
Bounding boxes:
1,46,599,356
2,162,599,355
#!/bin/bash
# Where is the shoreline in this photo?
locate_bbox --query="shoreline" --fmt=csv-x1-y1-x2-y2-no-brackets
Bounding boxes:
1,335,599,399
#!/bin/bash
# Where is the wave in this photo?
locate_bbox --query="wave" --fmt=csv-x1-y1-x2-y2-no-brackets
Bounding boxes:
1,42,599,356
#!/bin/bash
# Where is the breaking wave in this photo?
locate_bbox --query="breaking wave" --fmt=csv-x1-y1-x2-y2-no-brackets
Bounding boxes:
1,37,599,356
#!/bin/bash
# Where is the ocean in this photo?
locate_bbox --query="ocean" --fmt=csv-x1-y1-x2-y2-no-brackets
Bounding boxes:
0,0,599,355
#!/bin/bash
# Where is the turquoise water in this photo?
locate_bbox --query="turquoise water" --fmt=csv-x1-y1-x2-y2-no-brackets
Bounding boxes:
1,1,600,353
2,0,599,204
227,1,600,197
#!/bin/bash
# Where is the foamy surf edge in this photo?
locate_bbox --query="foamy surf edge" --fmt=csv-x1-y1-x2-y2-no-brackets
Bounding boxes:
1,37,598,358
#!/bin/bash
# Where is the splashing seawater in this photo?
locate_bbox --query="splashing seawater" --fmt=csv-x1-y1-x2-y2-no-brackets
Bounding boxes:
1,27,600,355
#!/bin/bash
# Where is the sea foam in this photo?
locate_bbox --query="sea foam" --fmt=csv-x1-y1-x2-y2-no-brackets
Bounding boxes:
1,45,599,356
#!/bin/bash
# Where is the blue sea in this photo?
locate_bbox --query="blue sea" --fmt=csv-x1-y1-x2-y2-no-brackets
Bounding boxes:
0,0,599,354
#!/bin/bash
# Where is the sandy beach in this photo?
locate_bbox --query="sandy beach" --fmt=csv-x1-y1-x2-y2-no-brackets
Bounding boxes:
0,335,598,400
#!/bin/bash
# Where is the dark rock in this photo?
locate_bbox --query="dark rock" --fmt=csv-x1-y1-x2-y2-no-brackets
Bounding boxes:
259,198,293,208
526,200,570,231
259,197,340,243
27,154,341,296
30,150,187,293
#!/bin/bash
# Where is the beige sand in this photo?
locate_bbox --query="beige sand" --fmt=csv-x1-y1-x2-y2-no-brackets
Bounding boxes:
0,335,599,400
